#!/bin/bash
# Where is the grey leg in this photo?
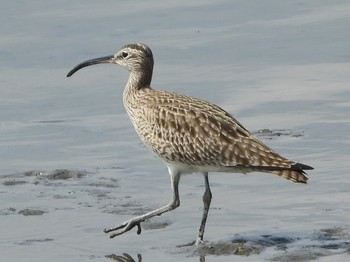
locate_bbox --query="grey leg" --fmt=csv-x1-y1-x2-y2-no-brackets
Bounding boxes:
196,172,212,244
104,170,181,238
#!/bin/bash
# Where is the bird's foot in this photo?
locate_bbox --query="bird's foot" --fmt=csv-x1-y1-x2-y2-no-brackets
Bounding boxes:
104,219,143,238
195,237,205,245
176,238,205,248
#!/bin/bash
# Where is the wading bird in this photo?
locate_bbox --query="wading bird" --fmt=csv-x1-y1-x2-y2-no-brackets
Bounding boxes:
67,43,313,244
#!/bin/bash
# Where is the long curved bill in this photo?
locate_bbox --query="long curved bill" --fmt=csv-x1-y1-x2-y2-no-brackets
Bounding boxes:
67,55,114,77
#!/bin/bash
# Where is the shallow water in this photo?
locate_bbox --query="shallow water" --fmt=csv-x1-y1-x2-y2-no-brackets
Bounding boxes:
1,0,350,261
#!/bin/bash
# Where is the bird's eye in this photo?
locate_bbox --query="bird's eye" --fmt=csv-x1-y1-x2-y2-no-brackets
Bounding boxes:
122,51,128,58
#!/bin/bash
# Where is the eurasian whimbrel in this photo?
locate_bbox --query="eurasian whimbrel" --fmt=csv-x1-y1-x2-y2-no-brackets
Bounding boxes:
67,43,313,243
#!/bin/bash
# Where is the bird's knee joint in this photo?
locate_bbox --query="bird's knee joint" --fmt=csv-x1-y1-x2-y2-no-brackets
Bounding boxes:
171,200,180,209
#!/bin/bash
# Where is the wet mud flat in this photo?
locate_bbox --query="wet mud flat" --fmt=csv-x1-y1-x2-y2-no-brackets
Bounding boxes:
104,229,350,261
106,228,350,261
1,166,349,261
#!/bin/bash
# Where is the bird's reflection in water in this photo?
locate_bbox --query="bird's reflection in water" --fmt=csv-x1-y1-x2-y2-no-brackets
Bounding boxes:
106,253,207,262
105,238,261,262
106,253,142,262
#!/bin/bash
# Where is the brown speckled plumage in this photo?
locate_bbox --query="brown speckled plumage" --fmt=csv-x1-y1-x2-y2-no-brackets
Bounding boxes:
67,43,313,242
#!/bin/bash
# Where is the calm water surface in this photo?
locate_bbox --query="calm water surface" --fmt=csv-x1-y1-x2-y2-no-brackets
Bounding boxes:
1,1,349,261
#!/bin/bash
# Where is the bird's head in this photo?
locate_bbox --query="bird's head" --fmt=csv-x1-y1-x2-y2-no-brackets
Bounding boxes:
67,43,153,77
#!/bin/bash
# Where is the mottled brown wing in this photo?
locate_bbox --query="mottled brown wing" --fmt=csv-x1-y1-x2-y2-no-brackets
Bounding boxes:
140,90,310,183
